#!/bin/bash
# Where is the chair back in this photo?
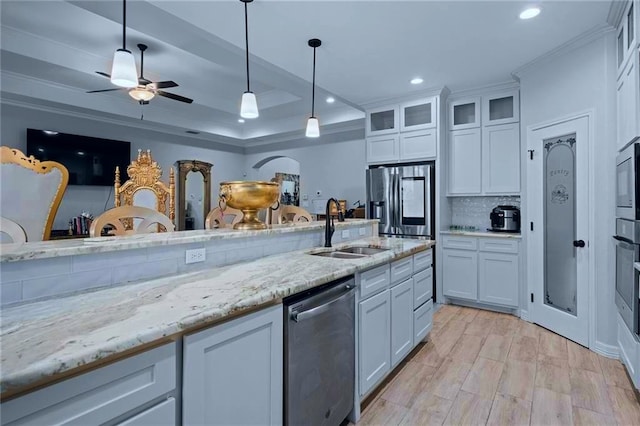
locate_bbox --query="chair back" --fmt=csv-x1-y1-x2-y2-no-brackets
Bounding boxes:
0,146,69,241
115,149,175,228
205,207,243,229
275,205,313,224
0,217,27,244
89,206,175,237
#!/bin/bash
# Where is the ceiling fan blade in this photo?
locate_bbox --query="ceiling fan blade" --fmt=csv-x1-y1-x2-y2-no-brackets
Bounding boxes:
150,81,178,89
95,71,111,79
86,88,123,93
157,90,193,104
139,77,152,85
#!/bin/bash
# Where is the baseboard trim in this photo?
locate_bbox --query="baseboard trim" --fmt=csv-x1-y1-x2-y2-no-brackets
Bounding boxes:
592,341,619,359
445,298,517,315
519,310,530,322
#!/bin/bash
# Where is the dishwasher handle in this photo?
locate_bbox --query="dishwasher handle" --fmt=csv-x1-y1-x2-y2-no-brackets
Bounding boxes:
291,284,354,323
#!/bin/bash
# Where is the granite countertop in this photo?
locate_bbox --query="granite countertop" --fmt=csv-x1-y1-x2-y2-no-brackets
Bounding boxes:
0,219,376,263
0,236,433,396
440,230,522,239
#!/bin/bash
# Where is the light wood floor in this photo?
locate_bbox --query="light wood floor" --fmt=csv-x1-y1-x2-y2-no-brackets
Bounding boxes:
356,305,640,426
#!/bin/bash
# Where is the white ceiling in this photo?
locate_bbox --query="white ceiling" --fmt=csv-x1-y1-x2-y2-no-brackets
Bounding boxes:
0,0,612,149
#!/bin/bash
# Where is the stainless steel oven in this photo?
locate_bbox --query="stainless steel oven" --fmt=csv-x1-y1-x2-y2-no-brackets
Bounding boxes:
614,218,640,335
616,142,640,220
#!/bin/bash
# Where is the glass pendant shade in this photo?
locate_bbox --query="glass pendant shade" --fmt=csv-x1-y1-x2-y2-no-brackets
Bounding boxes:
240,91,259,119
111,49,138,88
305,116,320,138
128,88,155,101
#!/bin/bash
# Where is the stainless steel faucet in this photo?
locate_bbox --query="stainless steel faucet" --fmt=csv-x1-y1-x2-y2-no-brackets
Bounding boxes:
325,198,345,247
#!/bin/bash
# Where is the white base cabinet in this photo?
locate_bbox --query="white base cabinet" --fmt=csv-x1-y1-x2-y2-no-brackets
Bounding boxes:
391,279,414,367
618,313,640,389
359,289,391,396
443,235,520,308
182,305,283,426
358,249,434,399
1,343,177,426
118,398,176,426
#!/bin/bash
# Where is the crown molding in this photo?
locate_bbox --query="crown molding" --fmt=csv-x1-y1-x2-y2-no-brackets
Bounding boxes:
513,23,615,78
447,80,519,101
607,0,627,27
360,86,449,110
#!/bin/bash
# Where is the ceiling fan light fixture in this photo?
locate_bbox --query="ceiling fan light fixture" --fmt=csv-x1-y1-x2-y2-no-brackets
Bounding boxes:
305,116,320,138
128,87,155,101
240,91,259,119
239,0,259,119
111,49,138,88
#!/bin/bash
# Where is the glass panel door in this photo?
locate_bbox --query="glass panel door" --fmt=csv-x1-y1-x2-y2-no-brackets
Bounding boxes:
370,110,395,132
544,134,577,315
453,103,476,126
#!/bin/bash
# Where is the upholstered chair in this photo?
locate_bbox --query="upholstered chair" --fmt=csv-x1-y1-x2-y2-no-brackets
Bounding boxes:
0,146,69,241
0,217,27,244
205,207,243,229
274,205,313,224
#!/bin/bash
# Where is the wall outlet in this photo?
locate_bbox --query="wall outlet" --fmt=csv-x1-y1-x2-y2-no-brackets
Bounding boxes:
359,227,366,236
185,248,206,264
341,229,350,239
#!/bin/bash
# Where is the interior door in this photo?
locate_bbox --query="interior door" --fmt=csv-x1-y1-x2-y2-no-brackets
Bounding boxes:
527,116,590,346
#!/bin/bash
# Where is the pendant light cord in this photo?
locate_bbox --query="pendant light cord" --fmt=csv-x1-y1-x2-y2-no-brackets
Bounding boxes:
122,0,127,50
244,1,251,92
311,46,316,117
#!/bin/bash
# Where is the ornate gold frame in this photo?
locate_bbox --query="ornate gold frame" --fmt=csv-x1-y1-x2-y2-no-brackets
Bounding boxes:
175,160,212,231
115,149,175,228
0,146,69,241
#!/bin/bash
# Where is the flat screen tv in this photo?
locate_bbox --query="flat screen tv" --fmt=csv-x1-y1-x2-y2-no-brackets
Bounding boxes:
26,129,131,186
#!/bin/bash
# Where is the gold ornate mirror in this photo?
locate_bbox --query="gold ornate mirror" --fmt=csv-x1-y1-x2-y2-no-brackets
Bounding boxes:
175,160,213,230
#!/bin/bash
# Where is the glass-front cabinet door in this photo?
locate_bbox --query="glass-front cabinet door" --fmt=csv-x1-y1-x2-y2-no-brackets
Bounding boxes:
366,106,399,136
400,98,437,131
482,90,519,126
617,0,638,74
449,98,480,130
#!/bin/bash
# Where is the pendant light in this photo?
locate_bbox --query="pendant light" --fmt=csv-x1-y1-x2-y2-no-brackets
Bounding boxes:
240,0,258,119
305,38,321,138
110,0,138,88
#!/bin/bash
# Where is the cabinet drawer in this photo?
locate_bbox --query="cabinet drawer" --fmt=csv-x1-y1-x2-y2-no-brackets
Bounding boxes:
413,267,433,309
442,236,478,250
414,299,433,345
479,238,519,254
2,343,176,426
360,263,391,299
117,398,176,426
390,256,413,285
413,249,433,273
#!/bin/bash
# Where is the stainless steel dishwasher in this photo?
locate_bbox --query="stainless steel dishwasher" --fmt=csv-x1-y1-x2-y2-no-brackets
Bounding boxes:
284,276,355,426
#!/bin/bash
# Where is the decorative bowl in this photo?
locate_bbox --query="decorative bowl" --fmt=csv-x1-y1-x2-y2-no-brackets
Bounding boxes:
219,181,280,230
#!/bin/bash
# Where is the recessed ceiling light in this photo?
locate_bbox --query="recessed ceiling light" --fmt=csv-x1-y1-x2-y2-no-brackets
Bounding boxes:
42,130,58,135
238,118,245,123
410,77,424,85
77,151,85,156
326,97,335,104
519,7,540,20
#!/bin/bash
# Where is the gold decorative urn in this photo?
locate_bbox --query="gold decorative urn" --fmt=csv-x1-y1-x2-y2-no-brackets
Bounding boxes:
219,181,280,230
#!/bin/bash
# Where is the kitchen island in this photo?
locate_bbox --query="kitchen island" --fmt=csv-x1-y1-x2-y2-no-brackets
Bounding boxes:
0,233,433,399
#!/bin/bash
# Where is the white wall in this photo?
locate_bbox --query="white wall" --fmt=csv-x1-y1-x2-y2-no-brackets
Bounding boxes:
1,104,245,230
518,32,617,351
250,156,300,182
244,139,367,214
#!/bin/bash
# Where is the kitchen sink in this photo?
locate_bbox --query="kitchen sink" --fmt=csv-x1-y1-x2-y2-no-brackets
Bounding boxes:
336,246,389,255
309,251,367,259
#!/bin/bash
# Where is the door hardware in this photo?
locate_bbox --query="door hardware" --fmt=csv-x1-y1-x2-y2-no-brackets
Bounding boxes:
528,149,535,160
573,240,586,248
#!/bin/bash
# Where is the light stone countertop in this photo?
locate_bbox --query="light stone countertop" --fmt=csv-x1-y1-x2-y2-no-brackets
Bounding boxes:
0,219,377,263
440,230,522,239
0,236,434,396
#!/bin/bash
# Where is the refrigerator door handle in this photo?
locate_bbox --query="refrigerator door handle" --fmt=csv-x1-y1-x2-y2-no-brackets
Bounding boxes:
395,171,403,236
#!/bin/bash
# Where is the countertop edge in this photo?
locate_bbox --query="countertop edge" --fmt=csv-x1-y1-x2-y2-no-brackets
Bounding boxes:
440,230,522,239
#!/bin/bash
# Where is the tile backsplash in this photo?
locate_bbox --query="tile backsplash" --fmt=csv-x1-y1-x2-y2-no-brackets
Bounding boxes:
450,196,521,231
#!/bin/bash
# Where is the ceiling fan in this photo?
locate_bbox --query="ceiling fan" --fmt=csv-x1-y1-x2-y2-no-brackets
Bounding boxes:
88,44,193,105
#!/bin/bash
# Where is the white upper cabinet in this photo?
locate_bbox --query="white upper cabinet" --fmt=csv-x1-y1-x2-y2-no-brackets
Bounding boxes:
366,134,400,164
448,128,482,194
616,51,640,150
399,129,437,161
366,106,399,136
482,90,520,126
482,123,520,194
617,1,638,74
449,97,481,130
400,97,437,131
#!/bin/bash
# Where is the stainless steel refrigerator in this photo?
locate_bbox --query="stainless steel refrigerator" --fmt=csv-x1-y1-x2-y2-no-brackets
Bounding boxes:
366,162,435,238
